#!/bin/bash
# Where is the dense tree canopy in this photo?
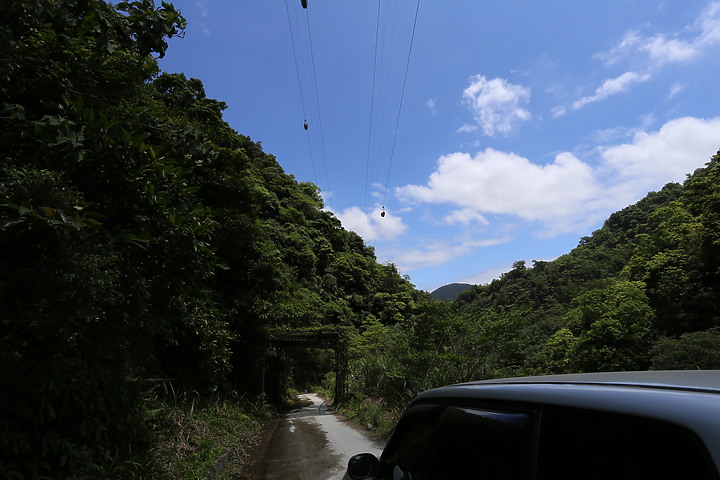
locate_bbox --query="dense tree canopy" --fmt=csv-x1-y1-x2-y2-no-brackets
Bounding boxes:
0,1,418,477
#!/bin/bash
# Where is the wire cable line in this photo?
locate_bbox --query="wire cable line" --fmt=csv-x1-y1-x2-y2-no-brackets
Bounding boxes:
361,0,383,238
304,9,331,193
283,0,331,197
284,0,318,183
286,0,420,226
381,0,420,209
371,0,421,246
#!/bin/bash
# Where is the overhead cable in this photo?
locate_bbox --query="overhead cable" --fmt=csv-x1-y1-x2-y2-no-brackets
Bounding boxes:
381,0,420,209
284,0,318,183
304,9,331,193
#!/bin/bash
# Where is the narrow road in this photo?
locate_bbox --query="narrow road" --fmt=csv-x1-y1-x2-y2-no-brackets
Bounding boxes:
248,393,385,480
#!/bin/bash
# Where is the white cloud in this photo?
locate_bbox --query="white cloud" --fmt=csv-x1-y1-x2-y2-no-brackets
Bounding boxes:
596,31,643,65
361,183,385,203
426,98,438,114
395,117,720,238
601,116,720,187
572,72,651,110
599,2,720,68
697,2,720,45
457,259,527,286
461,75,531,136
668,82,686,98
641,35,698,65
459,256,560,286
459,264,511,287
591,125,638,144
456,123,478,133
387,236,511,272
600,31,697,67
194,2,211,36
334,205,407,242
551,106,567,118
443,208,489,226
564,3,720,116
586,117,720,216
196,2,209,17
397,148,600,226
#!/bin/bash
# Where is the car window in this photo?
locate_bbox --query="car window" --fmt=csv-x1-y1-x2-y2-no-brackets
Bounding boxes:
428,406,534,480
538,406,719,480
381,404,443,480
383,404,534,480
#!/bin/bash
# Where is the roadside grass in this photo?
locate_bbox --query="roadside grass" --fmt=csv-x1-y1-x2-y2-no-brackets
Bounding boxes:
319,373,399,439
336,395,401,439
284,388,301,407
144,391,273,480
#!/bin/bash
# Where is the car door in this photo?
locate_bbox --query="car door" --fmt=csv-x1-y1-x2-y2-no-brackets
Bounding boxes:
536,406,719,480
377,401,719,480
380,402,536,480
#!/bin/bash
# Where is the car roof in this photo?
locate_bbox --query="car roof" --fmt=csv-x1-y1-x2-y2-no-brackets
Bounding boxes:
463,370,720,393
413,371,720,406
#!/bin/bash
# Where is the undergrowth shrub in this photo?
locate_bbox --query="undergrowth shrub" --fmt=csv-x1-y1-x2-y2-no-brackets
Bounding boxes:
338,395,401,439
143,390,273,480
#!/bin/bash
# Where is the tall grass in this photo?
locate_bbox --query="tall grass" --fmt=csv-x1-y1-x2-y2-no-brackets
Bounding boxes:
141,388,273,480
337,395,401,439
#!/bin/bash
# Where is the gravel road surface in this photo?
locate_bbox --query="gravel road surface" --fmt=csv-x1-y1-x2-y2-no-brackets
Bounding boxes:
248,393,385,480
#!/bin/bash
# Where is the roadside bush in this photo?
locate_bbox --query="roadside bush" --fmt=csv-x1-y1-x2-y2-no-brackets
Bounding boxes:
144,390,273,480
339,395,400,439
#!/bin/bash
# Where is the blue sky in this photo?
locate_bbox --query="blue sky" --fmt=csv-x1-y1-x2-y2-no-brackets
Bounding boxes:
158,0,720,292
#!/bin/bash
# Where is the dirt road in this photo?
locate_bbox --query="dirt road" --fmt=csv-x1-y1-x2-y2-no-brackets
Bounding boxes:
248,393,385,480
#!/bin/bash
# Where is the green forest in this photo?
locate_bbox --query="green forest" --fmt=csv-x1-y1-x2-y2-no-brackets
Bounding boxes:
2,1,720,478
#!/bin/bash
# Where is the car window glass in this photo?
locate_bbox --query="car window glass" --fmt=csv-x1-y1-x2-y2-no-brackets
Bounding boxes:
428,406,534,480
538,407,719,480
382,404,442,480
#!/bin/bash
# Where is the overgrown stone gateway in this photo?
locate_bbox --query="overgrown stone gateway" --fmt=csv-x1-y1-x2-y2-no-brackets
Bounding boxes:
268,328,349,403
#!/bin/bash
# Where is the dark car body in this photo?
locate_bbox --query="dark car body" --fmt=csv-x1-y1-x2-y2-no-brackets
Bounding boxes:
345,371,720,480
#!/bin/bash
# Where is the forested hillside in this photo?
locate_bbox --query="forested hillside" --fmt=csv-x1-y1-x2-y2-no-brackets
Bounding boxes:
0,1,418,477
454,157,720,372
3,1,720,478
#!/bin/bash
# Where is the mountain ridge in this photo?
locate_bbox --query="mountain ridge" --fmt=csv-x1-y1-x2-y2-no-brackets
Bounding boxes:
431,283,473,301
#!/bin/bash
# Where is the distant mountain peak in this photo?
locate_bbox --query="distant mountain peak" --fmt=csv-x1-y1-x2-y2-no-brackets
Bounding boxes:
431,283,473,301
